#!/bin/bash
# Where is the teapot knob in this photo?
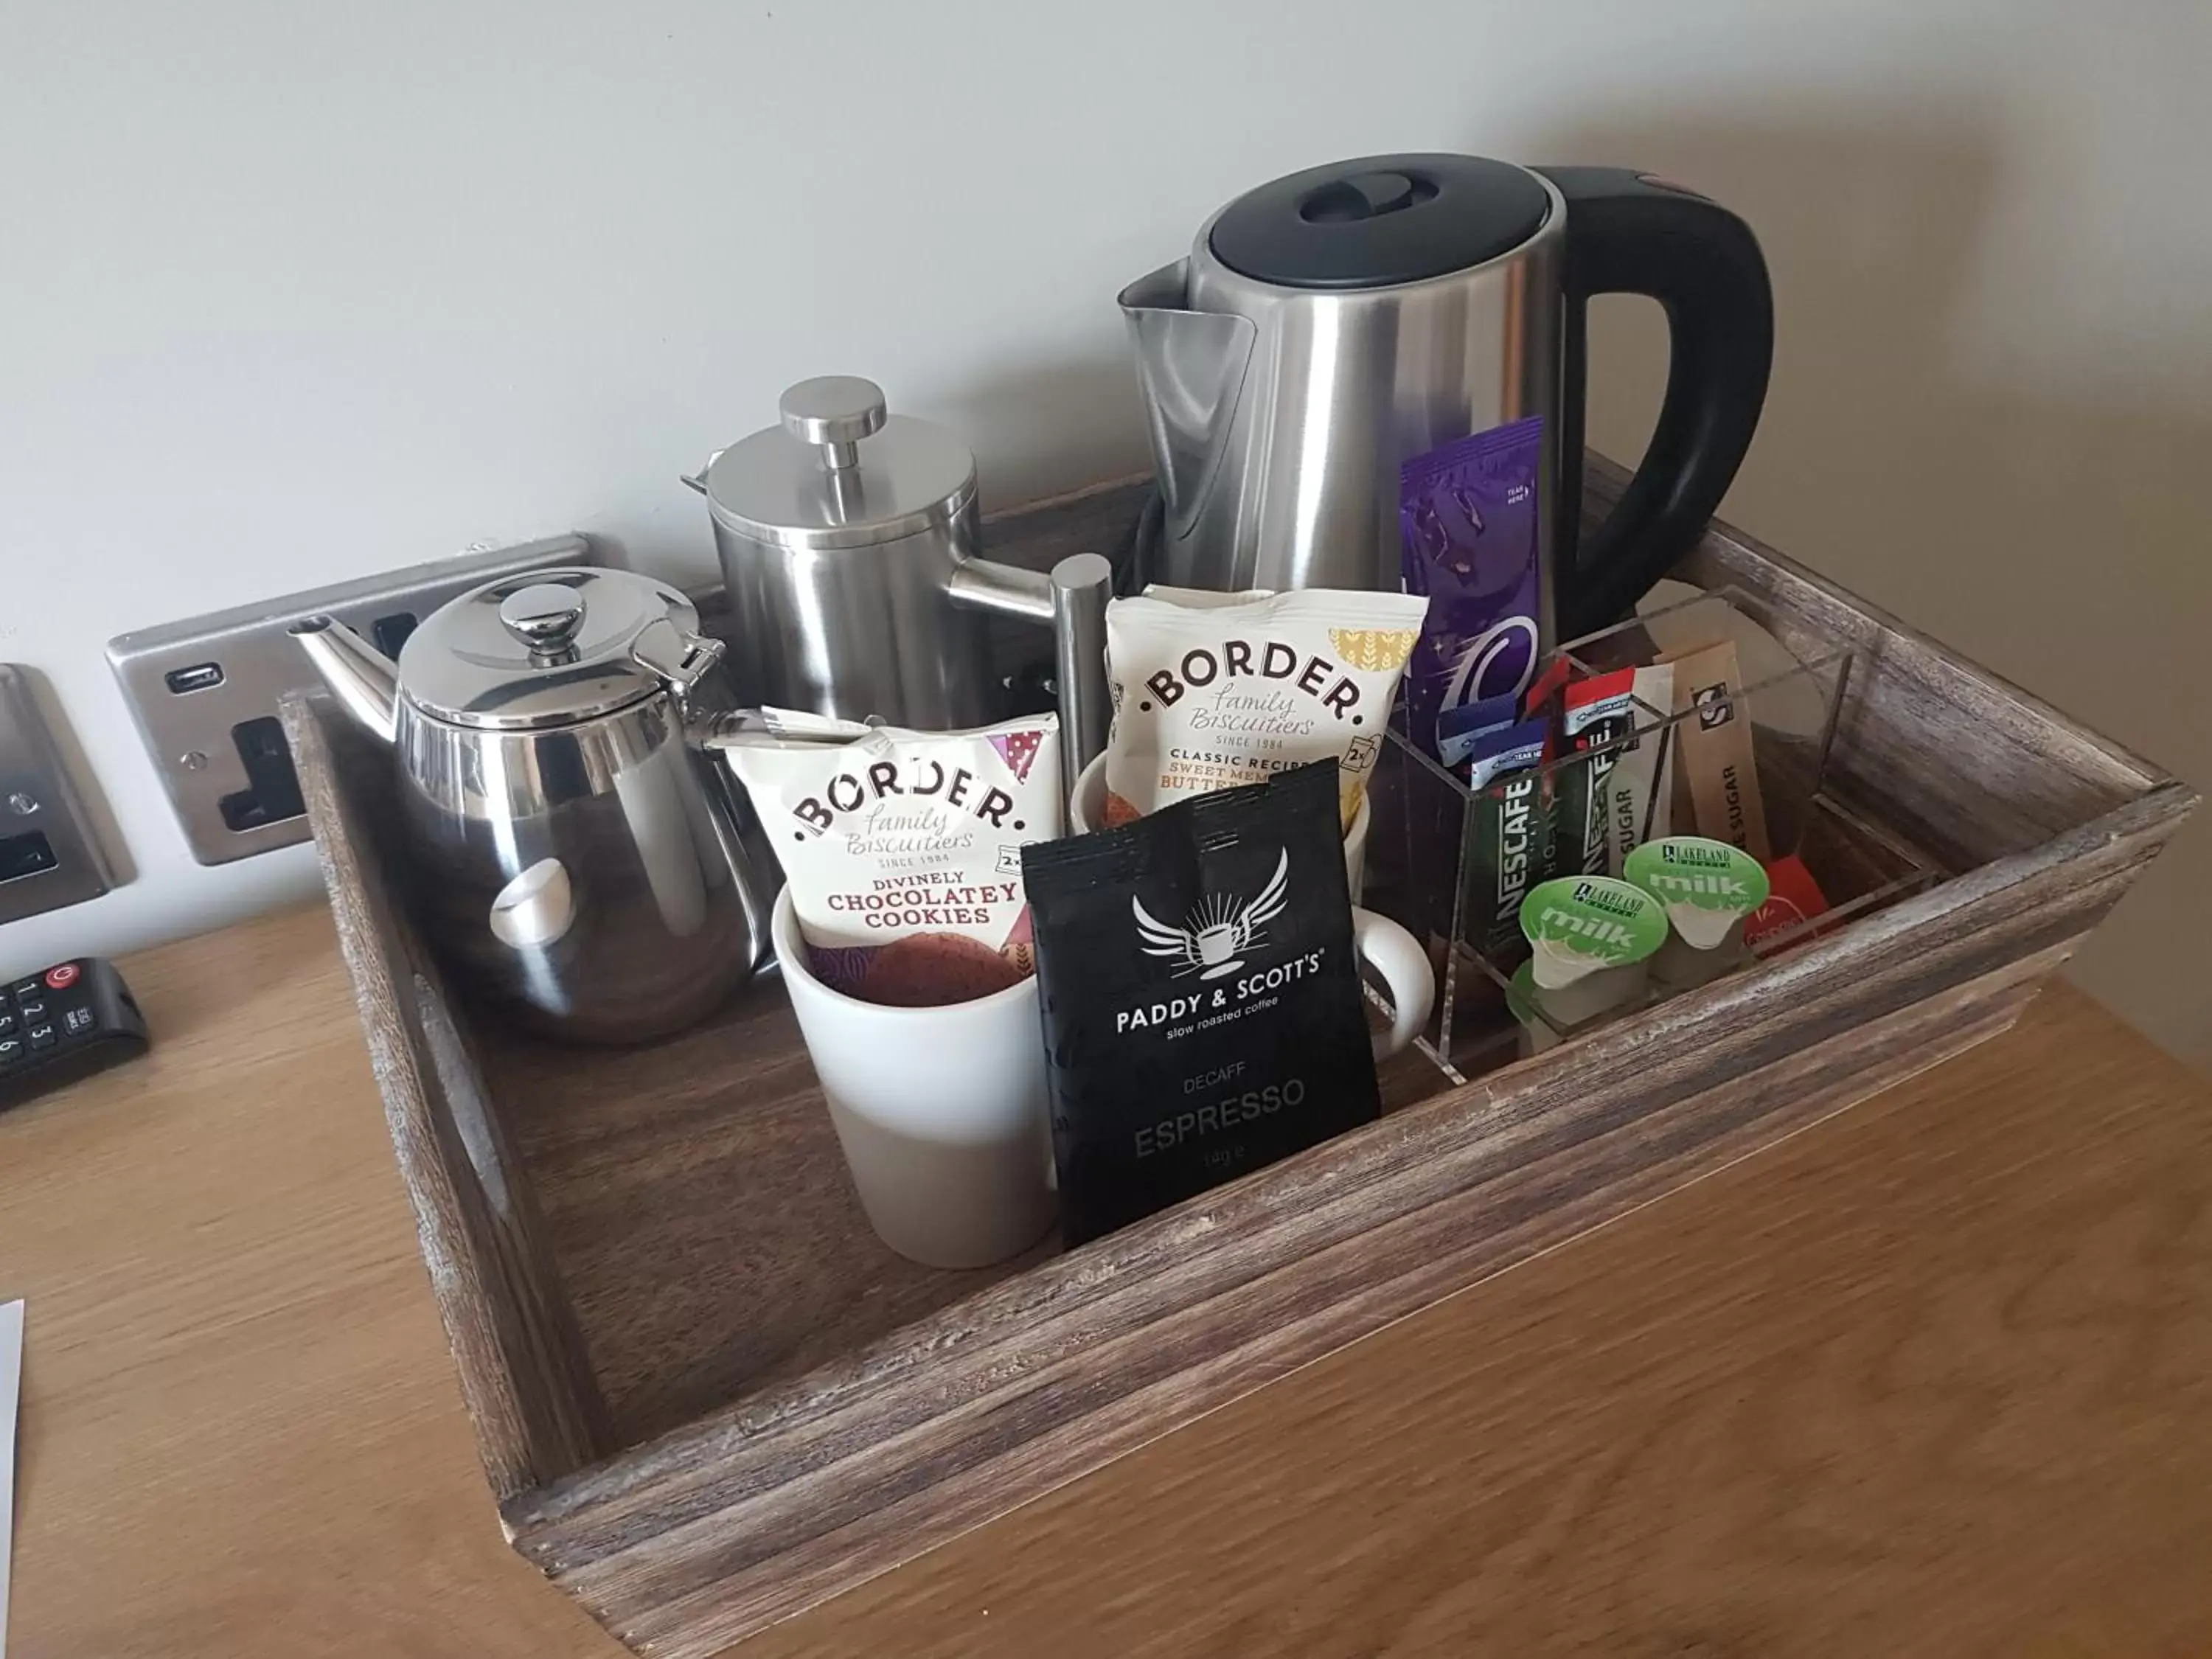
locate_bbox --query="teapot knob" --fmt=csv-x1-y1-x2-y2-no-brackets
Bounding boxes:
780,375,886,473
498,583,587,655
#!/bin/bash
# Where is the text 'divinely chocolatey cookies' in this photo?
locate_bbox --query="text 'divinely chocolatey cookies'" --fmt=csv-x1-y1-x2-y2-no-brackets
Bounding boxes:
1022,760,1380,1245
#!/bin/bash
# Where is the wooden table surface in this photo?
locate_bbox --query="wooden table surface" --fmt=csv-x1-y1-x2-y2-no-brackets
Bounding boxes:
4,902,2211,1658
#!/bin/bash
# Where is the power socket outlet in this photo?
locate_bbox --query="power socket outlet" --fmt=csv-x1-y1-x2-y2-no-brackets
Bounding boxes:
108,535,595,866
0,664,116,922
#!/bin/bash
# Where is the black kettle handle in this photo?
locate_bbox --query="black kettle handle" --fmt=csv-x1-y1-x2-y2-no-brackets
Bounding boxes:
1532,167,1773,639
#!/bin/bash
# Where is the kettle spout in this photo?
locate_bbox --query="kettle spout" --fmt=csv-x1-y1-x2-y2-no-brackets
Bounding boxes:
1118,259,1256,538
289,616,400,745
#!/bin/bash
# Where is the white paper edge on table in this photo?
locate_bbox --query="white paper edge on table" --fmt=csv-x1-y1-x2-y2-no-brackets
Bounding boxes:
1,1298,21,1659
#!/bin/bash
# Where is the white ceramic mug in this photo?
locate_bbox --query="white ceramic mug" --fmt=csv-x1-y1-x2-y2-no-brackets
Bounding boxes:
1067,756,1432,1057
771,888,1057,1270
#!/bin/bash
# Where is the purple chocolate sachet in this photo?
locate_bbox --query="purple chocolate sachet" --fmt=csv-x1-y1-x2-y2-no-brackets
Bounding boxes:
1399,415,1545,763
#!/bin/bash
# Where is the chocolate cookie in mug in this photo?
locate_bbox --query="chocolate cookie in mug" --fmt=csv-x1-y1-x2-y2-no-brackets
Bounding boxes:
1101,586,1427,830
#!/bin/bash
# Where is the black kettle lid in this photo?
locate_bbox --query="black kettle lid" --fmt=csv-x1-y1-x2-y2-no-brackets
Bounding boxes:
1207,153,1551,290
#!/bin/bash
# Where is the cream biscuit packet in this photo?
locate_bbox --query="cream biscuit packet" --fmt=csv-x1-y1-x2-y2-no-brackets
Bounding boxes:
1102,586,1427,831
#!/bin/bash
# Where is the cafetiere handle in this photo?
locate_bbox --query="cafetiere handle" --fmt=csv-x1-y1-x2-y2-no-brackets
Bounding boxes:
947,552,1114,808
1531,167,1773,639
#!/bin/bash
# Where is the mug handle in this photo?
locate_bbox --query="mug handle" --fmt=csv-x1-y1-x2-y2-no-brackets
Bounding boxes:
1350,906,1436,1061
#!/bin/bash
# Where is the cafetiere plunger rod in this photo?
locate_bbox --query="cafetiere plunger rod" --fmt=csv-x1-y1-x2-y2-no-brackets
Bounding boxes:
1048,553,1113,801
781,375,885,475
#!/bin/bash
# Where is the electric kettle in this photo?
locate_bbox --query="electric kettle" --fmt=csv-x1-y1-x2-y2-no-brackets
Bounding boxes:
291,569,776,1043
1120,156,1773,641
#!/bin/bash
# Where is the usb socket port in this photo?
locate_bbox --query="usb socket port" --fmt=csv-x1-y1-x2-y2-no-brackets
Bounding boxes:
163,661,226,695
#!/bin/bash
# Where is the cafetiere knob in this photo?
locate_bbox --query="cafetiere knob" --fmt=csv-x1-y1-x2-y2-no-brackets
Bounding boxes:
780,376,887,473
498,583,587,654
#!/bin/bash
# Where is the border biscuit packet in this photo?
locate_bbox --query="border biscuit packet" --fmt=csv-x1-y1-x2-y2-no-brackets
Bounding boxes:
726,714,1060,1007
1102,585,1427,831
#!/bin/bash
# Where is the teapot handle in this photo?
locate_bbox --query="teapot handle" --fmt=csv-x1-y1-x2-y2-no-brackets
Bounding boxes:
632,617,726,698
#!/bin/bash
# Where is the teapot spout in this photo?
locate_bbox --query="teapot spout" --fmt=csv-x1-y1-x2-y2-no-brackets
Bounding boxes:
289,616,400,744
1118,259,1256,538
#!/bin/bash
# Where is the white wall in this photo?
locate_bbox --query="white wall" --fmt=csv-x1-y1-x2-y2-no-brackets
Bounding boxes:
5,1,2207,1064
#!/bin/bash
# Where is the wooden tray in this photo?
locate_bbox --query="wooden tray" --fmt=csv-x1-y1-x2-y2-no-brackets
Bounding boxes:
286,461,2195,1658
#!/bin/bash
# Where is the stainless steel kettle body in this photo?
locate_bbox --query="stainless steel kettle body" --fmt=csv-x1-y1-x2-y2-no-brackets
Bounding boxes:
1124,181,1566,620
1121,156,1772,644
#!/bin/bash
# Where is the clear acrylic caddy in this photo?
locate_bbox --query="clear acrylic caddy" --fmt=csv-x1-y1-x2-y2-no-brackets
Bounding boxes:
1364,585,1938,1082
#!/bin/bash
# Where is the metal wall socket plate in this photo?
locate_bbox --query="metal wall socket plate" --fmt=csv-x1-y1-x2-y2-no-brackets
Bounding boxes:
0,665,116,922
107,535,597,866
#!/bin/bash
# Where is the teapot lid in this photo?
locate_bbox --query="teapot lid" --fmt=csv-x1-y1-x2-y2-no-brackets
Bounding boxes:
1208,153,1551,290
400,567,717,731
700,376,977,551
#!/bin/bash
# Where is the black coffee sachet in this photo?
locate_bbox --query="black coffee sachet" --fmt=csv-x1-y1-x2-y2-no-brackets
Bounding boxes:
1022,759,1382,1245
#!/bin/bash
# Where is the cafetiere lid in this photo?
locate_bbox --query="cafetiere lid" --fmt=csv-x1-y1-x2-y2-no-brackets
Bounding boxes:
701,376,978,551
400,568,714,731
1208,153,1552,290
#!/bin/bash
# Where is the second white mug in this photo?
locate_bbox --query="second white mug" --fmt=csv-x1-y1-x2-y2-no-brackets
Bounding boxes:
1070,754,1369,896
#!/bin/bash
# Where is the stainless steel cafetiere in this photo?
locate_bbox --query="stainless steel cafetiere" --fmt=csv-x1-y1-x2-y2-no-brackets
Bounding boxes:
292,569,778,1043
688,378,1111,799
1121,156,1773,643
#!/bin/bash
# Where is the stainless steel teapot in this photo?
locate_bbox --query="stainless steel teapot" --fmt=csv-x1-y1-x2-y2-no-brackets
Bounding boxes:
293,568,776,1042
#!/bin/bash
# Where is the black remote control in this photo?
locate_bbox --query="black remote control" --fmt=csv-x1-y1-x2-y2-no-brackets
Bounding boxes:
0,959,150,1110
